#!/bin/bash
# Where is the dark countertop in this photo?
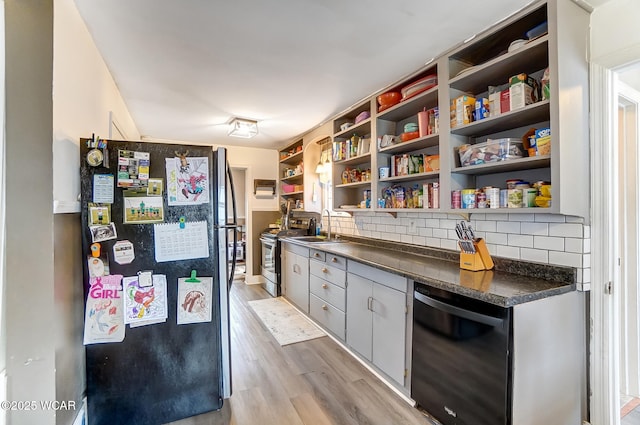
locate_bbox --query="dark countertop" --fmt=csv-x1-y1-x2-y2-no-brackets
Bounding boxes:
280,236,576,307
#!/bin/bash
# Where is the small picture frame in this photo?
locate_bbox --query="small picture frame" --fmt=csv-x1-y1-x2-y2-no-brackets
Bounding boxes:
90,223,118,243
123,196,164,224
147,178,163,196
88,204,111,226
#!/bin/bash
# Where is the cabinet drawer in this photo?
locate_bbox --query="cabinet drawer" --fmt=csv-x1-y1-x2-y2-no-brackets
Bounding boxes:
310,260,346,288
310,294,345,341
324,253,346,270
310,275,345,311
310,249,326,261
348,260,407,293
283,242,309,257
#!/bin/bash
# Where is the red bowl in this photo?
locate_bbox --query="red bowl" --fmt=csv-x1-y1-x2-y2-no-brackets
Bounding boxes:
377,92,401,108
401,131,420,142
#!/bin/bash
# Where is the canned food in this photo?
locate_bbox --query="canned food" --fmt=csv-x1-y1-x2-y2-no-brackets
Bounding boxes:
477,192,487,208
486,188,500,209
462,189,476,209
432,182,440,209
508,189,523,208
451,190,462,209
500,189,508,208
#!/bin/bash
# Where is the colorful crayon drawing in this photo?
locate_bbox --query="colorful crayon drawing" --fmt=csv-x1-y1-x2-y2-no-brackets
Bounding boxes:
165,157,210,206
83,274,125,345
177,277,212,325
122,275,168,325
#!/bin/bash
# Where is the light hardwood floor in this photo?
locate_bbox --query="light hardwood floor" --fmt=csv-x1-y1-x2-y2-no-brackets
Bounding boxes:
168,280,432,425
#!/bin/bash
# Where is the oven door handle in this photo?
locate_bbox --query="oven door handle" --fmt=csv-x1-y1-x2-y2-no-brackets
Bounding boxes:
260,237,275,246
414,292,503,327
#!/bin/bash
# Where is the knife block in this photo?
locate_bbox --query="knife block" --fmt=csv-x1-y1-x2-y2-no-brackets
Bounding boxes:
459,238,494,271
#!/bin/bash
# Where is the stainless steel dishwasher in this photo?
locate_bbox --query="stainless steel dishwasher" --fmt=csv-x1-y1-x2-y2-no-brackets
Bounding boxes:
411,282,512,425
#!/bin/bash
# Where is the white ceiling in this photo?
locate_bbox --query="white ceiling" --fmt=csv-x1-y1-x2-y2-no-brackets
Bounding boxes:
74,0,598,149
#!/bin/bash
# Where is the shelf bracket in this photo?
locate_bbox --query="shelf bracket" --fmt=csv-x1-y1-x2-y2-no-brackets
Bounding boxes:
452,211,470,221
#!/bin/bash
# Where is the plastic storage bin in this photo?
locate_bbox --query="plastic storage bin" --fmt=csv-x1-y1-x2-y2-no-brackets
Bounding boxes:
457,138,525,167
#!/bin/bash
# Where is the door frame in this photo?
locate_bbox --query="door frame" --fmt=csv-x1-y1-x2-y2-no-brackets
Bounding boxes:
617,81,640,399
590,56,640,424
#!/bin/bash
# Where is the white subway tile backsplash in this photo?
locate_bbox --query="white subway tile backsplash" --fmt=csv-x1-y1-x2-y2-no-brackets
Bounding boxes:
549,223,583,238
564,238,584,254
520,222,549,236
565,216,585,224
440,219,457,229
425,237,441,247
520,248,549,264
418,227,433,237
497,245,520,259
534,214,566,223
425,218,440,228
440,239,458,251
485,232,508,245
508,234,534,248
582,268,591,284
433,228,448,238
339,209,590,280
412,236,427,246
497,221,521,234
509,213,536,222
533,236,565,251
474,220,497,232
552,251,583,268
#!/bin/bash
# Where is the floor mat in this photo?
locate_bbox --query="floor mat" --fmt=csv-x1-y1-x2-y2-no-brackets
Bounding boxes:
248,297,325,346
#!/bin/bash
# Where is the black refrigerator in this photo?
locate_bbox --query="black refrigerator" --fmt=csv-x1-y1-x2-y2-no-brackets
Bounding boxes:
80,139,236,425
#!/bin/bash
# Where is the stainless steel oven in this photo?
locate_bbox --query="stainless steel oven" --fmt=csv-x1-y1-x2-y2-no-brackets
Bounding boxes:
260,234,278,297
259,218,315,298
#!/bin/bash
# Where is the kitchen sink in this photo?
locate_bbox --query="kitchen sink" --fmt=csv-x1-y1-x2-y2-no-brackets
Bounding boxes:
289,236,347,243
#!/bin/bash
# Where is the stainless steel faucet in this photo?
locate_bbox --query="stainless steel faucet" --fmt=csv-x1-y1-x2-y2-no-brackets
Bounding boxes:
322,208,331,240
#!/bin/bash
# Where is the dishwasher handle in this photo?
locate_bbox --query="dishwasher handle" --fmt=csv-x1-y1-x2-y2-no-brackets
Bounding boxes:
414,291,504,328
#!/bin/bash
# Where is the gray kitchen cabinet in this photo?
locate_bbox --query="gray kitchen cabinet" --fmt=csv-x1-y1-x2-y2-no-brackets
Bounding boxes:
346,261,408,385
309,253,347,340
282,242,309,313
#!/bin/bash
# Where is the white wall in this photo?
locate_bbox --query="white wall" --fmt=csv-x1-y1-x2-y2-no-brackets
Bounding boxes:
53,0,140,212
51,2,142,424
5,2,56,424
224,145,279,283
591,0,640,66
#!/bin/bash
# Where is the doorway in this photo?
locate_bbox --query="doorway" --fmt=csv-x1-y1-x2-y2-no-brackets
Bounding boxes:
229,167,247,281
617,66,640,424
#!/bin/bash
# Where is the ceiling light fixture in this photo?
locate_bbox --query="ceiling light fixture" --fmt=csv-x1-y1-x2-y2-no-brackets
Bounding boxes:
228,118,258,138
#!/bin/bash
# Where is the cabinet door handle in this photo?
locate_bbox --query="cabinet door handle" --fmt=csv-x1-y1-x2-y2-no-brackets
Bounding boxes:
293,264,300,274
331,257,338,263
314,253,320,258
322,304,328,311
367,296,373,311
321,283,328,289
322,267,328,273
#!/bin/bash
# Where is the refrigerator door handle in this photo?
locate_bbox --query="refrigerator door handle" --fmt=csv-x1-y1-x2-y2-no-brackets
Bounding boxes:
226,161,238,291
